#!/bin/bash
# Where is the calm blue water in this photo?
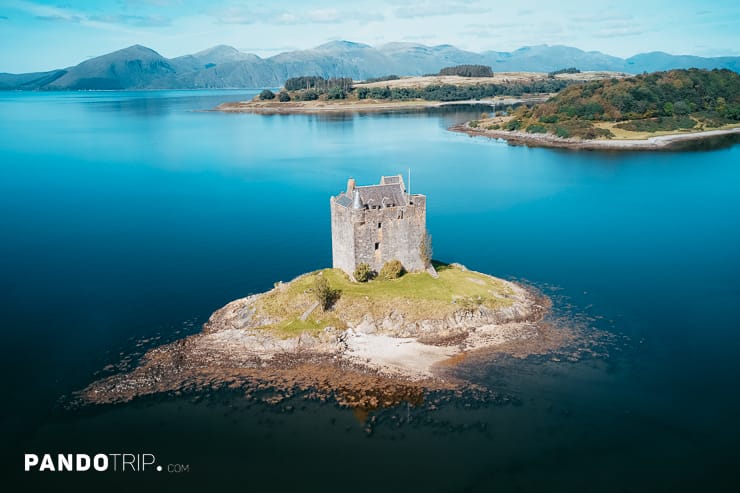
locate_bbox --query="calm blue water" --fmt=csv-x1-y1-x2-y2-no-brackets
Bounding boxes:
1,90,739,492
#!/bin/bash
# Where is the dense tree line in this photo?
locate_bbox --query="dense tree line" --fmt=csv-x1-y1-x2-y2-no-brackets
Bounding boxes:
548,67,581,77
357,79,572,102
439,65,494,77
363,75,400,83
284,76,353,92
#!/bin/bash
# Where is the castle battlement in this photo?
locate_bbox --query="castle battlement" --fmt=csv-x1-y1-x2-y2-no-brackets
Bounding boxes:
330,175,427,276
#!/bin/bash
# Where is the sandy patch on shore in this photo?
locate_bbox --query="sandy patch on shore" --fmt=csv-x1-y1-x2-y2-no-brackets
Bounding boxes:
343,332,456,378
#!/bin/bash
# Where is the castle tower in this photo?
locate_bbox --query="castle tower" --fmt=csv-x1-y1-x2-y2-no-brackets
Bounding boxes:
330,175,427,276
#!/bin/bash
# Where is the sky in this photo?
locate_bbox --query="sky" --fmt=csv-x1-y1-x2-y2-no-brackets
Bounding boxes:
0,0,739,73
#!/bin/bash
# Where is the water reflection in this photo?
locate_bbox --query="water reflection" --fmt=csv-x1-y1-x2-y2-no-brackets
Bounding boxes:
665,131,740,151
78,90,258,116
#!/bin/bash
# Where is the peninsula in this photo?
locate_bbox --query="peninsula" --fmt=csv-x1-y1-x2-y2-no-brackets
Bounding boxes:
452,68,740,150
216,69,624,114
75,176,585,410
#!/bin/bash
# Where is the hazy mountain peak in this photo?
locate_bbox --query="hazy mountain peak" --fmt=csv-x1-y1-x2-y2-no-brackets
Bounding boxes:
632,51,671,56
315,40,372,51
196,45,241,55
191,45,259,62
379,42,426,50
113,45,164,58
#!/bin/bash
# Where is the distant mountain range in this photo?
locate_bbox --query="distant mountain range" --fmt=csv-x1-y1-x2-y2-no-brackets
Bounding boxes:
2,41,739,91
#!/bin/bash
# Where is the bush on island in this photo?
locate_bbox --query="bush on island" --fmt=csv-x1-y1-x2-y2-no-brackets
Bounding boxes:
299,90,320,101
505,119,522,131
327,87,346,100
555,126,571,138
278,91,291,102
526,124,547,134
353,263,374,282
313,276,339,310
379,260,404,280
259,89,275,100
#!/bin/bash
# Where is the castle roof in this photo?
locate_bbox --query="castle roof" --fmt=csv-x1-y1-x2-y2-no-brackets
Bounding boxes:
334,175,410,209
357,184,406,208
335,194,353,208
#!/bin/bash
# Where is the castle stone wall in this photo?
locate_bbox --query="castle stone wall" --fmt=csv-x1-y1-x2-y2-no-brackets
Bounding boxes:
331,188,427,275
330,198,357,275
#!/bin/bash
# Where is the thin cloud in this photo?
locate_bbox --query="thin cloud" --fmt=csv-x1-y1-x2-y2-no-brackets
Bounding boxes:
400,35,435,42
89,14,172,27
122,0,181,6
217,6,382,25
461,26,496,39
593,27,644,38
589,18,643,39
35,14,82,23
465,21,516,30
12,0,169,29
10,0,81,22
571,12,634,24
34,11,170,27
214,5,257,25
305,9,343,24
394,1,489,19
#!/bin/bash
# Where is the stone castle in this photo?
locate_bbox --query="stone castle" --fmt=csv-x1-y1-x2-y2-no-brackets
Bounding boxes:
330,175,427,276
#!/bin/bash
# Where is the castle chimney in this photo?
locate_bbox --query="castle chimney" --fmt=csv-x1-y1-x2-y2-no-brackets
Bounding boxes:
352,189,363,209
346,178,356,196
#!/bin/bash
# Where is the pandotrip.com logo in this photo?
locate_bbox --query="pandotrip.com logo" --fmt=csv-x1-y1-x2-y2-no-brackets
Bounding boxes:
24,453,190,473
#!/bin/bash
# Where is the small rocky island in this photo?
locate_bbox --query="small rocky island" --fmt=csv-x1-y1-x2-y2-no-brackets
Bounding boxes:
77,176,578,409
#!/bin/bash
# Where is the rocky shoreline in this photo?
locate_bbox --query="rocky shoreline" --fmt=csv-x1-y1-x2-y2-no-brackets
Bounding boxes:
450,122,740,150
73,268,590,410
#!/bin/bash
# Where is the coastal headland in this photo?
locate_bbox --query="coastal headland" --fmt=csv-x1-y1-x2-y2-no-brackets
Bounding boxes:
215,71,619,114
452,68,740,150
74,264,595,410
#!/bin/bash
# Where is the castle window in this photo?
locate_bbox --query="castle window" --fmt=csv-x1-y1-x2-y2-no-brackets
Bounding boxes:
377,222,382,229
374,242,379,251
398,210,403,219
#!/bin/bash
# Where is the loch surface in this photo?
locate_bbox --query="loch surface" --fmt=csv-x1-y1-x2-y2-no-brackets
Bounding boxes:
1,90,739,492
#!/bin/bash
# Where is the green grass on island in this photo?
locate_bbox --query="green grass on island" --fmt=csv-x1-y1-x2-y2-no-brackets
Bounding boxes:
255,262,516,337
